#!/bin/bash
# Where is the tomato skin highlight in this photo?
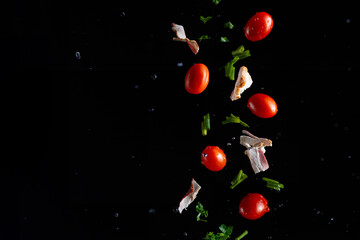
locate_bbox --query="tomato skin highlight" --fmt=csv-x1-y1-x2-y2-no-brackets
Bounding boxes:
201,146,227,172
239,193,270,220
184,63,209,94
244,12,273,42
247,93,278,118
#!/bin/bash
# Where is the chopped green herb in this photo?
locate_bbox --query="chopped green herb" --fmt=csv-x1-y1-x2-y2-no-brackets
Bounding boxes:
230,169,248,189
204,224,233,240
232,45,251,59
220,36,229,42
200,16,213,24
223,46,251,80
199,35,211,42
201,113,211,136
212,0,222,5
224,21,234,29
196,202,209,222
234,230,248,240
222,113,249,128
262,177,285,191
224,56,239,80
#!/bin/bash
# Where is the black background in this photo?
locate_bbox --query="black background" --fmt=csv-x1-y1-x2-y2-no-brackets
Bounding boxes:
7,0,360,239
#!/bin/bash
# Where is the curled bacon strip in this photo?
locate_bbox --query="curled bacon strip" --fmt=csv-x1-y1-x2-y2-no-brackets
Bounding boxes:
240,130,272,174
178,178,201,214
230,66,253,101
171,23,199,55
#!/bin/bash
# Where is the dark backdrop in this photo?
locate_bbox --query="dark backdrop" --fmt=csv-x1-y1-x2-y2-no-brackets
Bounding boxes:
8,0,360,239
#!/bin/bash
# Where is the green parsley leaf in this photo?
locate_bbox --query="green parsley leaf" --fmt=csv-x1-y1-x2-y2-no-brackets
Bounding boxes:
203,224,233,240
220,36,229,42
196,202,208,222
224,21,234,29
200,16,213,24
199,35,211,42
212,0,222,5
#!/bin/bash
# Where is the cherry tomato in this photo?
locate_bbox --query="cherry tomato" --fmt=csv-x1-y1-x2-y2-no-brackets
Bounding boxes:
239,193,270,220
201,146,227,172
244,12,273,42
184,63,209,94
247,93,278,118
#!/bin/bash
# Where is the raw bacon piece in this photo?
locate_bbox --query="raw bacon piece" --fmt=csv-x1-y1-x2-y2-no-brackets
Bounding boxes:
240,130,272,174
171,23,199,55
178,178,201,214
230,66,253,101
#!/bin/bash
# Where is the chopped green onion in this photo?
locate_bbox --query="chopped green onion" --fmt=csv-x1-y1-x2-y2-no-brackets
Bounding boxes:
222,114,249,128
200,16,213,24
230,169,248,189
201,113,211,136
224,56,239,80
204,113,211,130
262,177,284,191
224,21,234,29
220,36,229,42
198,35,211,42
262,177,279,183
231,45,251,60
235,230,248,240
201,121,207,136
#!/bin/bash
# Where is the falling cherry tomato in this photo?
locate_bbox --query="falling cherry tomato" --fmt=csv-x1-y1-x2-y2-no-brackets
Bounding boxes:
244,12,273,42
184,63,209,94
201,146,227,171
239,193,270,220
247,93,278,118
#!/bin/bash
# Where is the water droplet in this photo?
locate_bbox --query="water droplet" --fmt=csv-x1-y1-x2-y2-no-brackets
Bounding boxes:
226,142,232,146
202,153,207,158
150,73,158,80
183,232,188,237
346,18,351,24
114,212,119,218
177,62,183,67
134,84,140,89
148,208,156,214
120,12,126,18
148,108,155,112
75,51,81,60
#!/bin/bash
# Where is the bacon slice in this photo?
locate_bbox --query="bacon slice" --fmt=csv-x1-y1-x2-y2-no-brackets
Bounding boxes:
171,23,199,55
178,178,201,214
240,130,272,174
230,66,253,101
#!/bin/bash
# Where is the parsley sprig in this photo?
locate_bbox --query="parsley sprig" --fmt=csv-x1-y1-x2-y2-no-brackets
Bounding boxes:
203,224,233,240
196,202,209,222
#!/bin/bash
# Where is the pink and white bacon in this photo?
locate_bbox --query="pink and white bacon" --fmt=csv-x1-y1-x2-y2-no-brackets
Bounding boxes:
240,130,272,174
178,178,201,214
171,23,199,55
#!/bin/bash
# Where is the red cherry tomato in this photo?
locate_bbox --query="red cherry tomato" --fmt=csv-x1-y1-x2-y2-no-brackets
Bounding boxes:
239,193,270,220
247,93,278,118
184,63,209,94
201,146,227,172
244,12,273,42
